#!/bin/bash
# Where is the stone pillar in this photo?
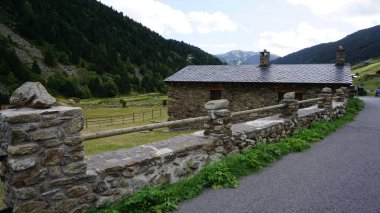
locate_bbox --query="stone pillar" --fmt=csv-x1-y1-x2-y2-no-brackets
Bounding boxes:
318,87,332,109
0,82,97,212
280,92,298,119
335,88,346,102
0,107,97,212
203,99,232,137
341,87,349,98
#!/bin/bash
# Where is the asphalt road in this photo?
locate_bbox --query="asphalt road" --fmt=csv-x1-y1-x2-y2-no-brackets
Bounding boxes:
177,97,380,213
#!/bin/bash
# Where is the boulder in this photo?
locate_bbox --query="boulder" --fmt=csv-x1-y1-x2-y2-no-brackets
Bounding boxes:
283,92,295,100
204,99,229,110
10,82,56,108
321,87,332,94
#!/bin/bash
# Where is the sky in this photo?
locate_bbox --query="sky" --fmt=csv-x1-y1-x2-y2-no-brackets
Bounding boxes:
98,0,380,56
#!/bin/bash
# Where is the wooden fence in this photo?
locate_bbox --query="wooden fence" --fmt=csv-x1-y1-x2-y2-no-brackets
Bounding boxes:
84,108,165,128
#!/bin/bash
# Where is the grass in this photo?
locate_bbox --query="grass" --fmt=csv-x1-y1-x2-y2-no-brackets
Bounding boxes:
93,98,364,213
352,58,380,91
84,129,195,156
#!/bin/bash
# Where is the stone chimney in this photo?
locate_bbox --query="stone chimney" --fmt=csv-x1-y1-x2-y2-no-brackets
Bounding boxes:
260,49,270,67
335,46,345,66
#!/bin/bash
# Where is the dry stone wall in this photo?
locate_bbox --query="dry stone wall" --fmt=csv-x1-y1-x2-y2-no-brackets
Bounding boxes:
167,83,344,128
0,88,348,212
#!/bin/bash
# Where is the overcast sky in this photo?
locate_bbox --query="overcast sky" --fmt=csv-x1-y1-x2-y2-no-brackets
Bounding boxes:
98,0,380,56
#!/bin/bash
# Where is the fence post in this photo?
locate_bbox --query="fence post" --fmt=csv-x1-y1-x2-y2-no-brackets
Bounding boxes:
152,109,154,119
160,109,162,117
280,92,298,119
111,117,113,126
142,113,145,121
122,115,125,124
133,113,135,123
86,117,88,128
318,87,332,109
203,99,232,137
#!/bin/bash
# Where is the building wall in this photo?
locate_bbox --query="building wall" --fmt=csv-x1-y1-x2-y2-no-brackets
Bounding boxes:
167,83,344,127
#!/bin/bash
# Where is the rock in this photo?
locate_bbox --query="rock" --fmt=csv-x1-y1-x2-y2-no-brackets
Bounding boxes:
64,136,83,146
8,143,39,156
283,92,295,100
14,201,48,213
10,128,29,143
66,185,89,197
31,127,59,141
9,157,37,171
65,117,84,133
10,82,56,108
204,99,229,110
49,177,76,187
321,87,332,94
157,173,171,185
13,187,35,200
7,114,40,124
214,109,230,117
62,162,87,175
55,199,77,212
80,194,98,204
42,148,64,166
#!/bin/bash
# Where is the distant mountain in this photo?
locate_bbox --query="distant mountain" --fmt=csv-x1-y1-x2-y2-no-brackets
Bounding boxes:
273,25,380,64
215,50,280,65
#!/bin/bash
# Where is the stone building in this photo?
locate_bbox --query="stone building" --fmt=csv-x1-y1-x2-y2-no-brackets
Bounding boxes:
164,47,352,125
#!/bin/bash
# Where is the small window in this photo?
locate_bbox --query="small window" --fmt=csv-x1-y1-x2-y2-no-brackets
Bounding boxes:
210,90,222,100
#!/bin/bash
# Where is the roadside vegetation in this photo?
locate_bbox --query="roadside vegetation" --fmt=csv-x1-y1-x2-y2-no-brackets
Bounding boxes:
93,98,364,213
352,58,380,91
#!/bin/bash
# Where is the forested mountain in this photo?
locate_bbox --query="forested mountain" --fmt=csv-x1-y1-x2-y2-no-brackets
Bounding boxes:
0,0,222,100
273,25,380,64
216,50,279,65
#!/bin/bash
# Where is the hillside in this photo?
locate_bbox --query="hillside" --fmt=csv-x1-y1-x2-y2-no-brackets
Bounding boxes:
216,50,279,65
0,0,222,101
352,58,380,91
273,25,380,64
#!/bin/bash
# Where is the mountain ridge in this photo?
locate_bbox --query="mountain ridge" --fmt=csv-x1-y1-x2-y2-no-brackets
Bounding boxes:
216,50,279,65
273,25,380,64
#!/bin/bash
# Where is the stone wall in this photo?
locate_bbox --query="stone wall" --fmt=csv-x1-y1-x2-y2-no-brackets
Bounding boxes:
167,83,345,128
0,88,348,212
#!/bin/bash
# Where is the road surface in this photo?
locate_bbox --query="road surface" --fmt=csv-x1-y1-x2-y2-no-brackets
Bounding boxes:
177,97,380,213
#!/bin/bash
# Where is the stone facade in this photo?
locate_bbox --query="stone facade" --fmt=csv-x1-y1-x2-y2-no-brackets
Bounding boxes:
167,83,344,128
0,88,348,212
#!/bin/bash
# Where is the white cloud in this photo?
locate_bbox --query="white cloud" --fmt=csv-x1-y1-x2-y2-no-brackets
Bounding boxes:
189,11,237,34
286,0,380,28
99,0,237,35
253,22,346,56
197,43,238,54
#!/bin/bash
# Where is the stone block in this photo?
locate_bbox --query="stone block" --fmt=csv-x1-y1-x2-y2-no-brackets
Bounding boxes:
42,148,64,166
204,99,229,110
13,187,35,200
55,199,77,212
8,143,39,156
9,157,37,172
64,136,83,146
6,114,40,124
63,162,87,175
80,194,98,204
42,139,63,148
30,127,59,141
49,177,76,187
10,128,29,143
14,201,48,213
66,185,89,197
65,117,84,133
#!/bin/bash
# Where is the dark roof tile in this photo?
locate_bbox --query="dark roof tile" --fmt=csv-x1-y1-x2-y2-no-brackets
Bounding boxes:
164,64,352,84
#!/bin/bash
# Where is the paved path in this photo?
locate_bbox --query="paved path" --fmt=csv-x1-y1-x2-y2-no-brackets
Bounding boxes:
177,97,380,213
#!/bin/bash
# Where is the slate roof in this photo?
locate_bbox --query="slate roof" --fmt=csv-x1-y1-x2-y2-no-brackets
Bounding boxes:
164,64,352,85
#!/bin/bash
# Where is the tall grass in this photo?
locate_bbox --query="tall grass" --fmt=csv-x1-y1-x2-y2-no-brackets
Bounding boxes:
92,98,364,213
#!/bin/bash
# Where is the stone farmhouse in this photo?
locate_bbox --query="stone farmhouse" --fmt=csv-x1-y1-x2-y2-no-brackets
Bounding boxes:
164,47,352,125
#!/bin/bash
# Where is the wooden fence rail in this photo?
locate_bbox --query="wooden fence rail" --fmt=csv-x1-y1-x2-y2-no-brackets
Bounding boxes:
84,108,164,128
83,96,336,141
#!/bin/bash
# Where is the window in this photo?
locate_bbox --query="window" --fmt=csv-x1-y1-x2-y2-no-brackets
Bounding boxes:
210,90,222,100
